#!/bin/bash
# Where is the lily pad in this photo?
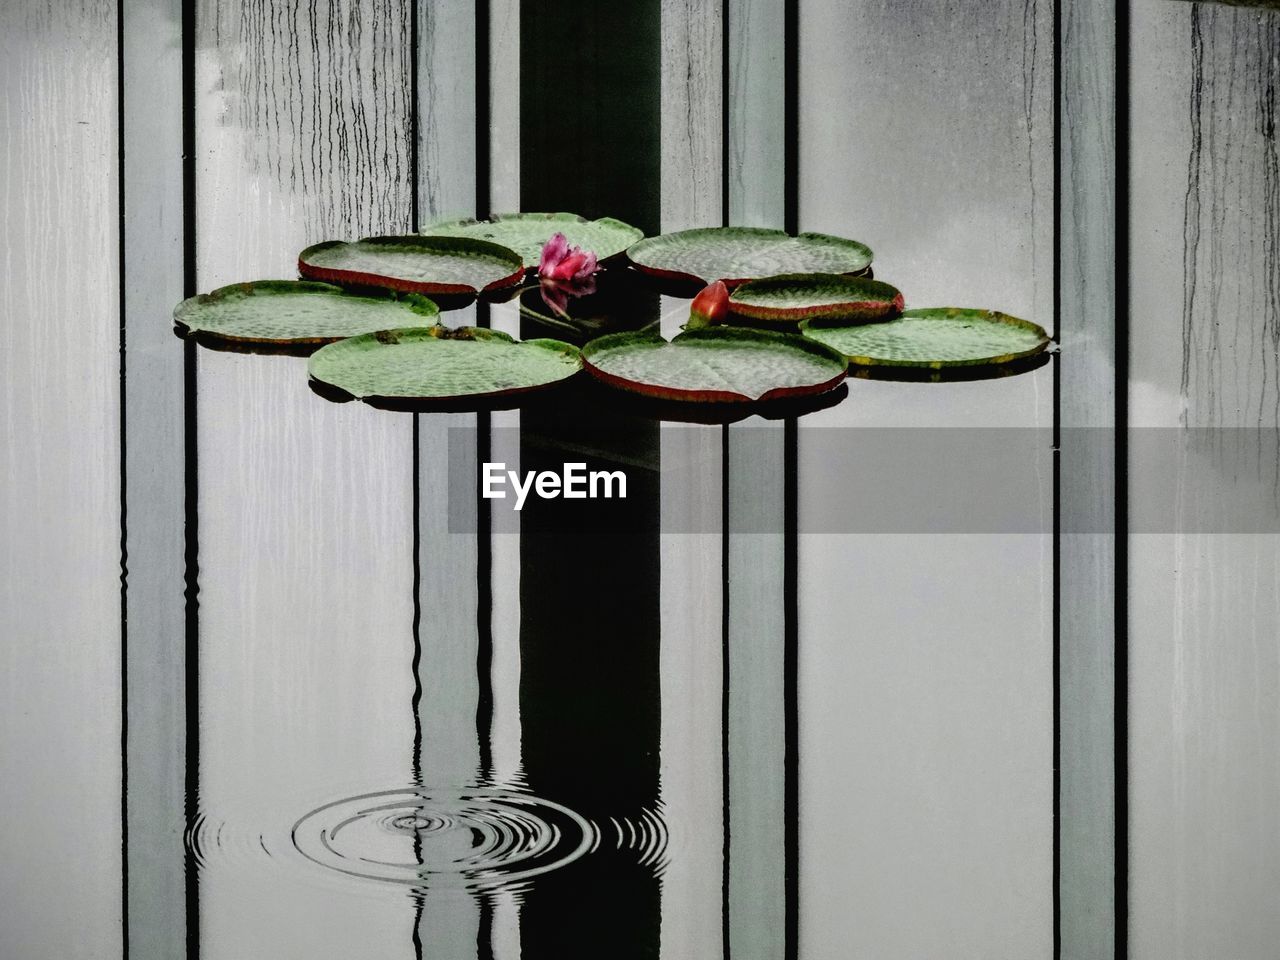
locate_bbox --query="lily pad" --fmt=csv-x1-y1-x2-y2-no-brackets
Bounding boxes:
173,280,438,346
420,213,643,265
729,273,904,324
298,236,525,296
800,307,1050,368
308,326,581,402
581,327,849,403
625,227,873,287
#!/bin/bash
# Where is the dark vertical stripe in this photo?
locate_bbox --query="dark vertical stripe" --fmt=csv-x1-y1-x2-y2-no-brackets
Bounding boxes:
758,131,799,957
783,418,799,960
408,6,424,951
1051,0,1063,953
517,0,662,934
410,416,424,955
411,891,424,960
409,0,420,233
720,6,732,943
411,414,424,786
477,893,496,960
514,405,662,959
409,0,423,784
116,0,129,954
519,3,659,955
182,0,196,296
783,0,799,234
1051,0,1062,348
181,0,200,956
1051,353,1062,960
721,0,730,228
475,0,491,218
475,0,495,780
182,338,200,960
520,0,661,233
1114,0,1131,954
720,425,732,960
475,398,494,780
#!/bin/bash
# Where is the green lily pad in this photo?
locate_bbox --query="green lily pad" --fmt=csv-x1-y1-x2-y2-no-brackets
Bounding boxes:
800,307,1050,368
172,280,438,346
420,212,643,265
625,227,873,287
729,273,904,324
582,327,848,403
298,236,525,296
308,326,581,402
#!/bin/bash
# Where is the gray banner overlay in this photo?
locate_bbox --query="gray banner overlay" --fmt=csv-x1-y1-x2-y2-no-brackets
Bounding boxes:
447,427,1280,533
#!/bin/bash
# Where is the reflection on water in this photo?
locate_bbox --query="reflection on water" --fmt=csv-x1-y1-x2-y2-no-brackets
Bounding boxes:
125,291,1057,959
511,295,665,957
0,0,1069,954
518,265,658,339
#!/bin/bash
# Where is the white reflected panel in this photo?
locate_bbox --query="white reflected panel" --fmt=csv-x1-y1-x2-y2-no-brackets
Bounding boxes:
1130,2,1280,957
659,425,725,960
799,0,1053,323
798,369,1054,959
0,3,122,957
195,0,418,955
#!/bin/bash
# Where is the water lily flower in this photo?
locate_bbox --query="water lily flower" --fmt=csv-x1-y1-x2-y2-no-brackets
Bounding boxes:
538,232,599,318
539,232,598,283
687,280,729,328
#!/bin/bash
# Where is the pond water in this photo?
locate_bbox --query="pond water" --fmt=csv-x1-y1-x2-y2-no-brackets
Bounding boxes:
1,0,1073,954
33,293,1053,959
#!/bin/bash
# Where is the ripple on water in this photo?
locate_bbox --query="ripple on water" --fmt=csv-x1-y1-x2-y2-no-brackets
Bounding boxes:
607,805,672,871
290,788,597,891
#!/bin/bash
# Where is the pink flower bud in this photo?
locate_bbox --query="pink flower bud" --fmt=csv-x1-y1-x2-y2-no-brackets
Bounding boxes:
689,280,729,327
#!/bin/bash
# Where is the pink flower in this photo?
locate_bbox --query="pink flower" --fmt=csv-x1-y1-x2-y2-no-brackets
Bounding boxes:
688,280,729,327
537,232,599,318
539,232,599,283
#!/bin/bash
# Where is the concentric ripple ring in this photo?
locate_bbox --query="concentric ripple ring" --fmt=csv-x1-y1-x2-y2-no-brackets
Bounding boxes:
291,788,595,890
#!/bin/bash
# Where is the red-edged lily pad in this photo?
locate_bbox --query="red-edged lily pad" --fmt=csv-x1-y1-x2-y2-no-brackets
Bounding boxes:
420,212,643,265
298,235,525,296
728,273,904,324
173,280,438,347
307,326,581,403
800,307,1050,368
581,327,848,403
625,227,873,287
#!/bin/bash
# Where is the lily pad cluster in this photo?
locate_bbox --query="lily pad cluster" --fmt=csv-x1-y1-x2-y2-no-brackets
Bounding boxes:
173,217,607,405
575,225,1047,400
172,212,1049,412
